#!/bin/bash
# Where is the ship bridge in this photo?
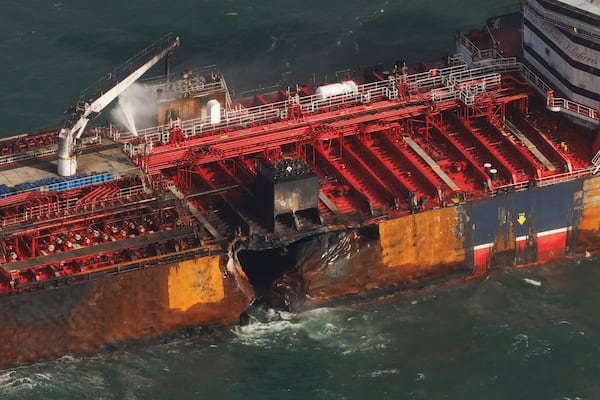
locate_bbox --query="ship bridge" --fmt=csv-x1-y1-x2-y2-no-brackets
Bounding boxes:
522,0,600,112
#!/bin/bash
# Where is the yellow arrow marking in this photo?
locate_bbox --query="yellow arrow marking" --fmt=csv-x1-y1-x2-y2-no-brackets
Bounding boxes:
517,212,527,225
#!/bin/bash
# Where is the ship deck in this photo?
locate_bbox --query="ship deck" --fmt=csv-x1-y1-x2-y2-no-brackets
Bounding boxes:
0,138,140,189
0,19,598,295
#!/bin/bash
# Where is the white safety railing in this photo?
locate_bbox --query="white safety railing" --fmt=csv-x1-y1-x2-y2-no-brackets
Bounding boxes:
0,146,57,166
523,0,600,42
0,131,101,167
456,31,599,126
490,167,595,196
0,183,147,228
519,63,599,124
552,98,598,123
593,152,600,175
143,65,232,104
116,62,517,144
113,34,598,149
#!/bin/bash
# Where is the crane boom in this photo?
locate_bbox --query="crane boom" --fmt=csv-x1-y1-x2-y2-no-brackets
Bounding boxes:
57,33,180,176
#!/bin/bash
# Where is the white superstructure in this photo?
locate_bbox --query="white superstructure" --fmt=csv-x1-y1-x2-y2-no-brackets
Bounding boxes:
522,0,600,110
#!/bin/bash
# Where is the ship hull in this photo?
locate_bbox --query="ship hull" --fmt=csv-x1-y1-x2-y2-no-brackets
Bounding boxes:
0,254,253,367
277,175,590,309
2,173,598,368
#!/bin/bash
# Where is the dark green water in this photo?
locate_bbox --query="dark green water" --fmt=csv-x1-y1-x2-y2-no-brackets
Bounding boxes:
2,260,599,399
4,1,600,399
1,0,518,134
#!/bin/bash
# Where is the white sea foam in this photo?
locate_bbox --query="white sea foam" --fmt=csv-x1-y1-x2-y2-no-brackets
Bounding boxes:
0,370,52,395
355,369,399,378
232,306,390,354
523,278,542,286
511,333,529,352
231,308,304,347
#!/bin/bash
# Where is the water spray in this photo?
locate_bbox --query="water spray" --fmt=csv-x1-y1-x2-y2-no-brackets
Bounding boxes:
110,83,158,137
117,97,138,137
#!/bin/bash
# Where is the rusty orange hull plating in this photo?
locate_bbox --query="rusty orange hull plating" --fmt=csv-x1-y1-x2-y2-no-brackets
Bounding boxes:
2,174,600,369
0,255,253,367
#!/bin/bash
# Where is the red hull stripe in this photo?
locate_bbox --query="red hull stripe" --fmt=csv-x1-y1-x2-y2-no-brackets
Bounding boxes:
472,227,569,268
537,227,568,261
473,243,493,268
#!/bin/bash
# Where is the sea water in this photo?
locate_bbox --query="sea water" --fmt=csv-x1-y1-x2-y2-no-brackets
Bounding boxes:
4,1,600,399
2,259,599,399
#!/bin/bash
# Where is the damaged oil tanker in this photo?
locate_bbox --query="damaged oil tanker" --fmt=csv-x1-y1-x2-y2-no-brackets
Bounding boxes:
1,0,600,368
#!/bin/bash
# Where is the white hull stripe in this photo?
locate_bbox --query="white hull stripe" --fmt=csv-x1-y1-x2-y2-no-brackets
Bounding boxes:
473,243,494,251
516,226,569,242
474,227,570,249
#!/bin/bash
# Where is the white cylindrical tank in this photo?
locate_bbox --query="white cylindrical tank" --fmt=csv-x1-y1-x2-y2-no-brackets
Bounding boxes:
57,130,77,176
207,99,221,124
315,80,358,101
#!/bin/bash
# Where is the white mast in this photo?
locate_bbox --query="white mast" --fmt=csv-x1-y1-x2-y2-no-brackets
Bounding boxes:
57,34,179,176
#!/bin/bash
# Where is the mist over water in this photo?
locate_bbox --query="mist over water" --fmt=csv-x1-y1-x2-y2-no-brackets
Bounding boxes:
4,0,600,399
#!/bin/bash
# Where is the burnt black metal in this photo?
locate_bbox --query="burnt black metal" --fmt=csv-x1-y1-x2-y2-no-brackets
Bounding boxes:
255,158,321,232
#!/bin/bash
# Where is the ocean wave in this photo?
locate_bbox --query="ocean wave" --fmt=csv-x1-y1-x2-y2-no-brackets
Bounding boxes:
0,370,53,396
0,349,166,399
232,306,391,355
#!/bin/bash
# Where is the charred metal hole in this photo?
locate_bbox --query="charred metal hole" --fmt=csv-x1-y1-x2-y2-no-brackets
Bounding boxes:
358,225,379,241
238,239,308,311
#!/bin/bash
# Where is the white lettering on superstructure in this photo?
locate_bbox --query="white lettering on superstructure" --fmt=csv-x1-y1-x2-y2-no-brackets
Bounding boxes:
525,7,600,67
565,43,599,66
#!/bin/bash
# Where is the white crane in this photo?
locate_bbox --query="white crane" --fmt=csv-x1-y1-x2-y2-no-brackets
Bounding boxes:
57,33,180,176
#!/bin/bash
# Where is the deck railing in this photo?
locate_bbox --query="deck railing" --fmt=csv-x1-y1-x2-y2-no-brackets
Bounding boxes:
0,130,101,167
523,0,600,42
0,182,147,227
5,244,219,295
456,33,599,126
115,62,522,145
489,167,594,196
